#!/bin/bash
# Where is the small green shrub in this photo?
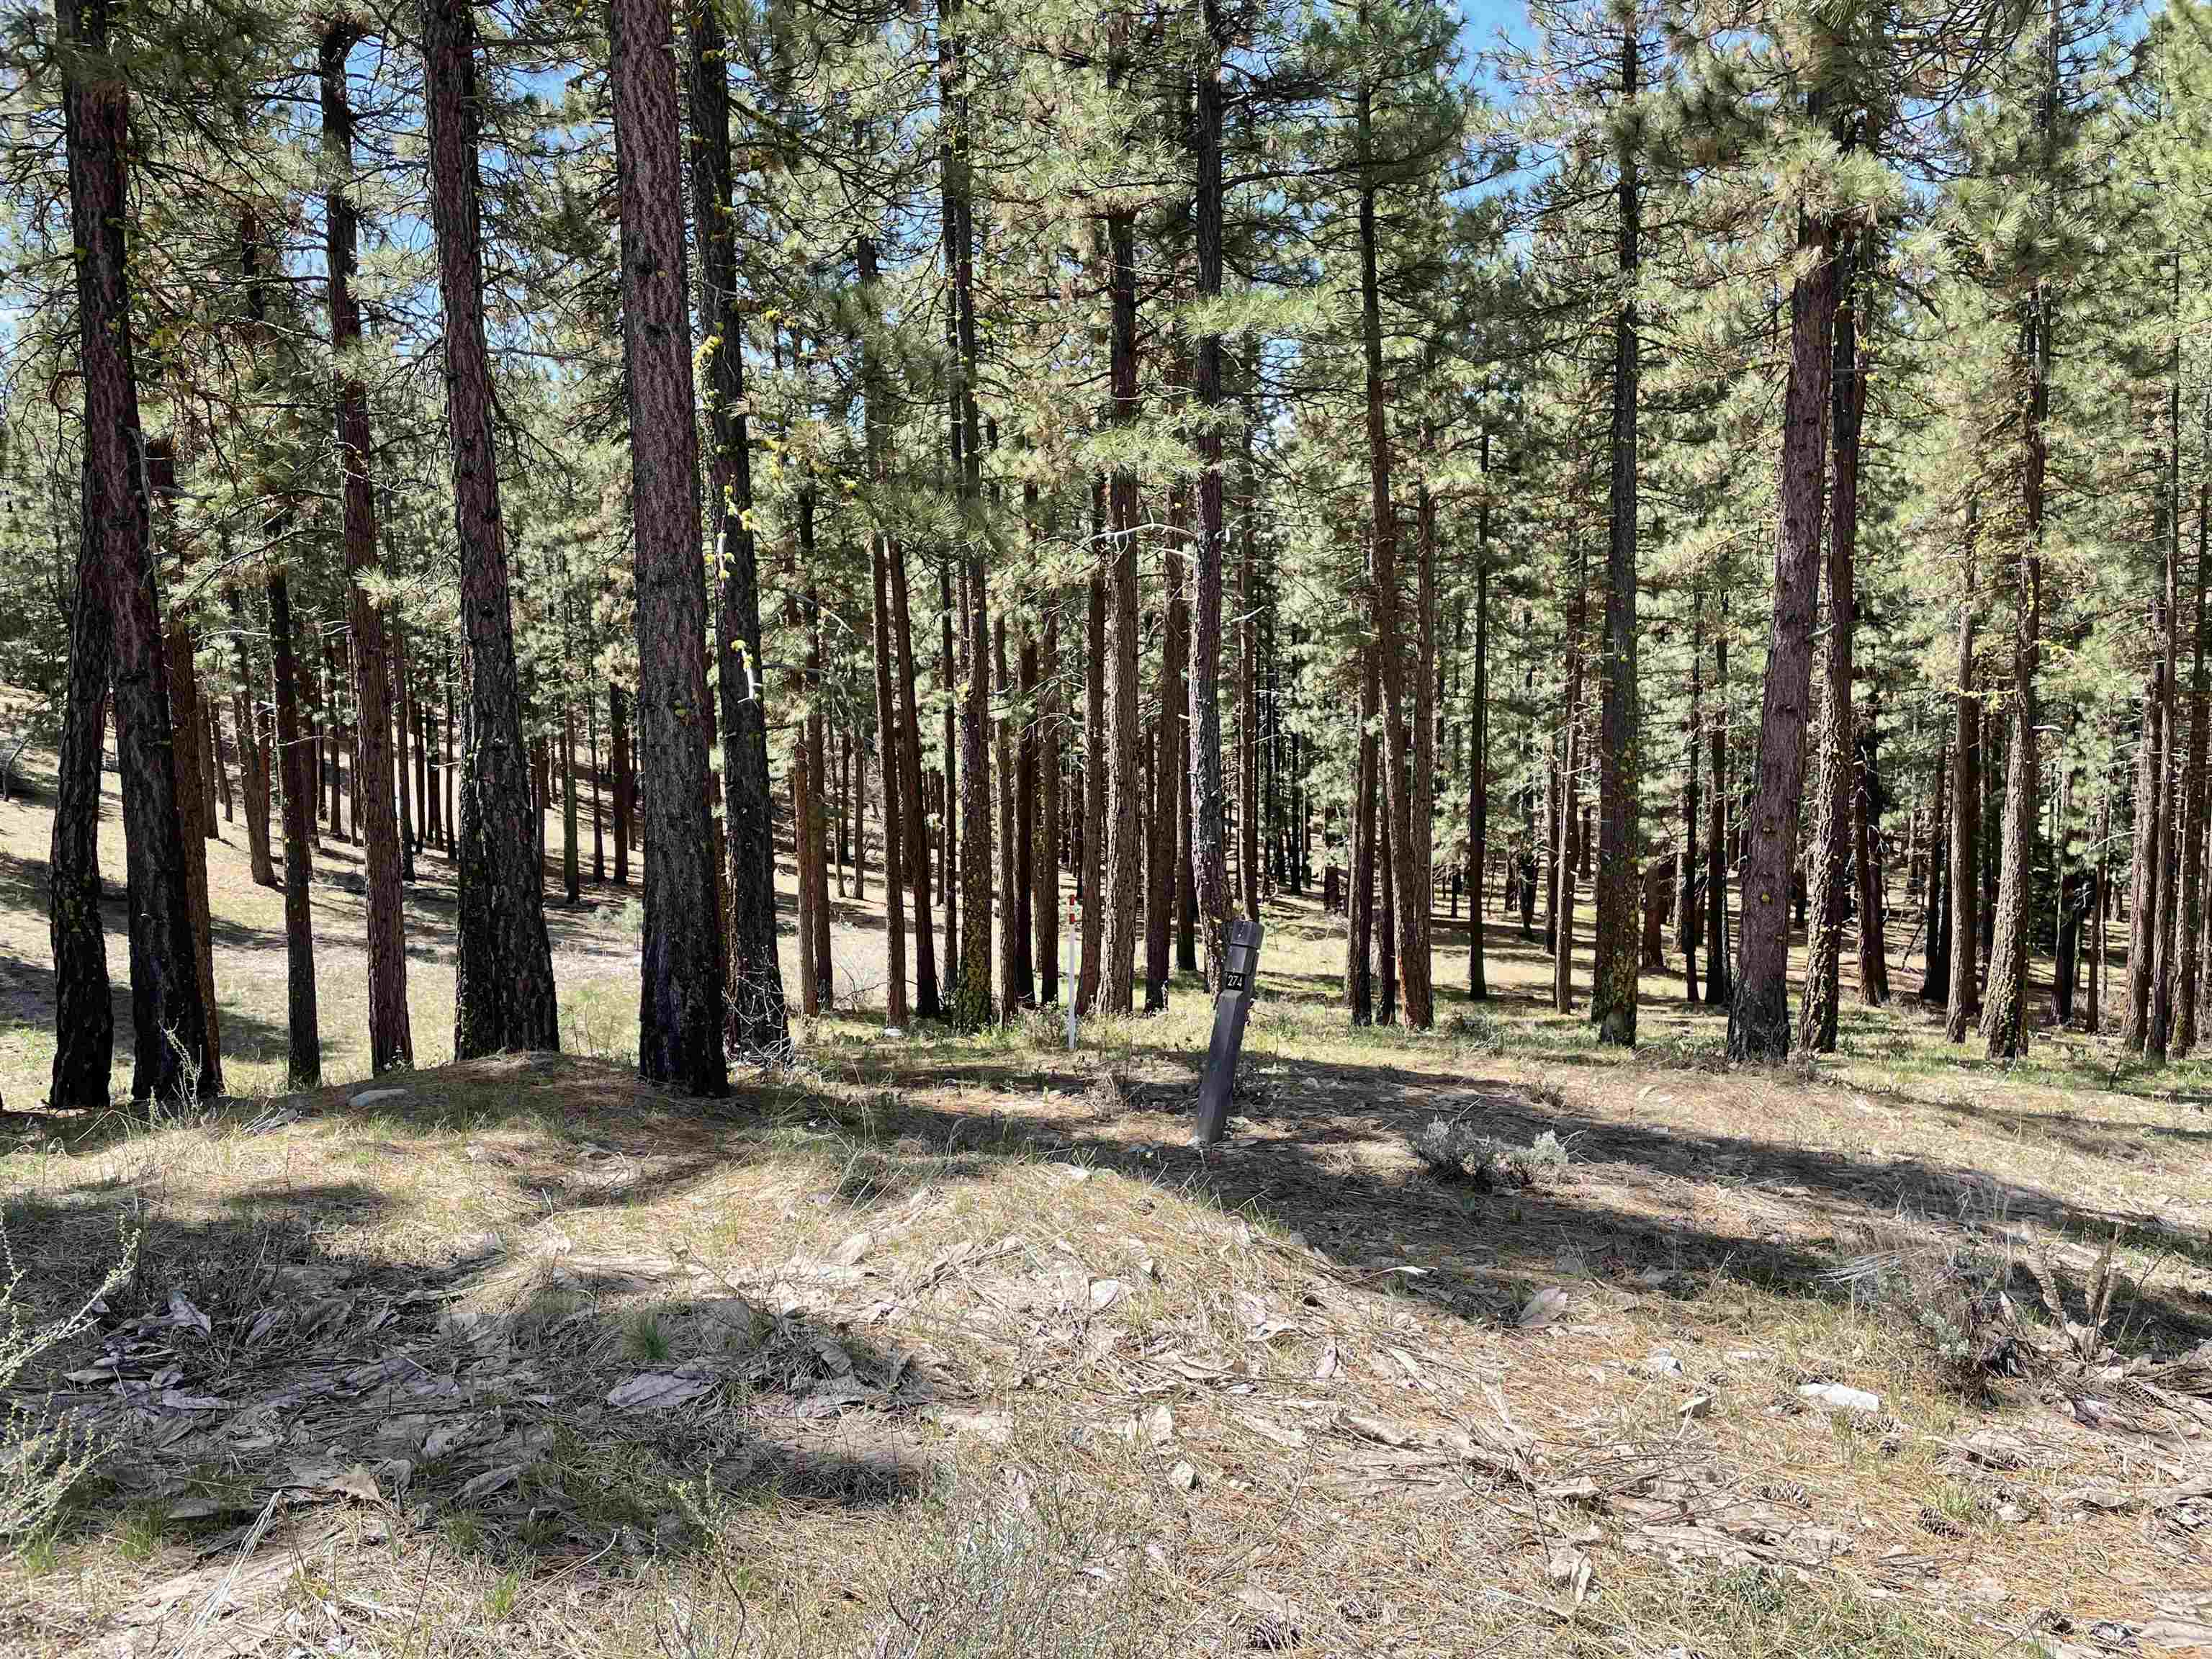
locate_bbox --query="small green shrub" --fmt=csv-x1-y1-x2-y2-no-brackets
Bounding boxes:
0,1221,138,1548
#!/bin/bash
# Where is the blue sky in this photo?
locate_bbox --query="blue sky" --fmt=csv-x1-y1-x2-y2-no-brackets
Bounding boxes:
1458,0,1535,53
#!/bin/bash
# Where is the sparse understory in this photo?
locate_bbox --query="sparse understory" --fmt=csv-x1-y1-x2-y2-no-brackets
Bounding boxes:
2,760,2211,1658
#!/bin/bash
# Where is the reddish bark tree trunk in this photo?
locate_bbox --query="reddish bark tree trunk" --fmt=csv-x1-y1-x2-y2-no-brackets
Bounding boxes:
1730,192,1839,1061
606,0,725,1089
423,0,559,1058
321,21,411,1074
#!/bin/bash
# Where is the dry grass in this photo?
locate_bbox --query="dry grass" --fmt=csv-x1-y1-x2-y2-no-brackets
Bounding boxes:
1,730,2211,1655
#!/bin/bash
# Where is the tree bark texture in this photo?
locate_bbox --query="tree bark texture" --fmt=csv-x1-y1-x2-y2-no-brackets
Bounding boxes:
423,0,559,1059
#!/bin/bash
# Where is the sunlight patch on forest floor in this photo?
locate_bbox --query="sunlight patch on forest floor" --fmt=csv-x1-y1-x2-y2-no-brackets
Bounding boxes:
4,749,2212,1654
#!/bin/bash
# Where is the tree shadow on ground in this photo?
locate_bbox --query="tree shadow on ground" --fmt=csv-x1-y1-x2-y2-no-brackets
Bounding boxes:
4,1169,928,1618
822,1040,2212,1356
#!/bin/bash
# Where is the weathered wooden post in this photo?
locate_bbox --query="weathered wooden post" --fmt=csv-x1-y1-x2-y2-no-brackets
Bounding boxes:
1194,919,1264,1146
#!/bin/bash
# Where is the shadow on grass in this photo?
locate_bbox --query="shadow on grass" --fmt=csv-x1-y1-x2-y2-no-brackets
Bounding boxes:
5,1166,925,1590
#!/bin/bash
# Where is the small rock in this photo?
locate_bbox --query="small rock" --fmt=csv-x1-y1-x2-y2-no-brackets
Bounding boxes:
832,1231,872,1267
1797,1382,1881,1414
1170,1460,1198,1491
1517,1286,1570,1328
1678,1393,1713,1420
1089,1278,1125,1312
1145,1404,1176,1447
1642,1350,1683,1377
349,1087,408,1108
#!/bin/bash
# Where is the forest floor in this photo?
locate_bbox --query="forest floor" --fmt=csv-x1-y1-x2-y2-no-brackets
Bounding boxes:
2,714,2212,1656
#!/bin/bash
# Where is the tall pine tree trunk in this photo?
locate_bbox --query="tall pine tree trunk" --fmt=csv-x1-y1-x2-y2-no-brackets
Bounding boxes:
1469,433,1491,1001
940,0,992,1028
610,682,631,885
1730,176,1838,1062
226,567,276,891
1016,626,1038,1005
48,541,113,1107
2177,433,2210,1054
997,617,1020,1018
1591,22,1641,1046
1082,550,1109,1013
607,0,726,1092
1923,742,1951,1003
1238,431,1261,922
1946,529,1983,1040
1845,240,1887,1009
1100,91,1143,1017
1187,0,1234,986
692,7,788,1056
60,0,207,1104
266,567,321,1085
1982,288,2050,1060
1349,652,1377,1025
1034,613,1060,1003
1151,540,1189,1006
395,622,415,879
162,608,220,1081
1799,230,1862,1053
1355,37,1432,1029
1704,624,1732,1004
423,0,559,1058
889,526,938,1016
1680,593,1702,1002
860,233,909,1029
1555,545,1588,1013
321,21,410,1074
561,701,580,905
